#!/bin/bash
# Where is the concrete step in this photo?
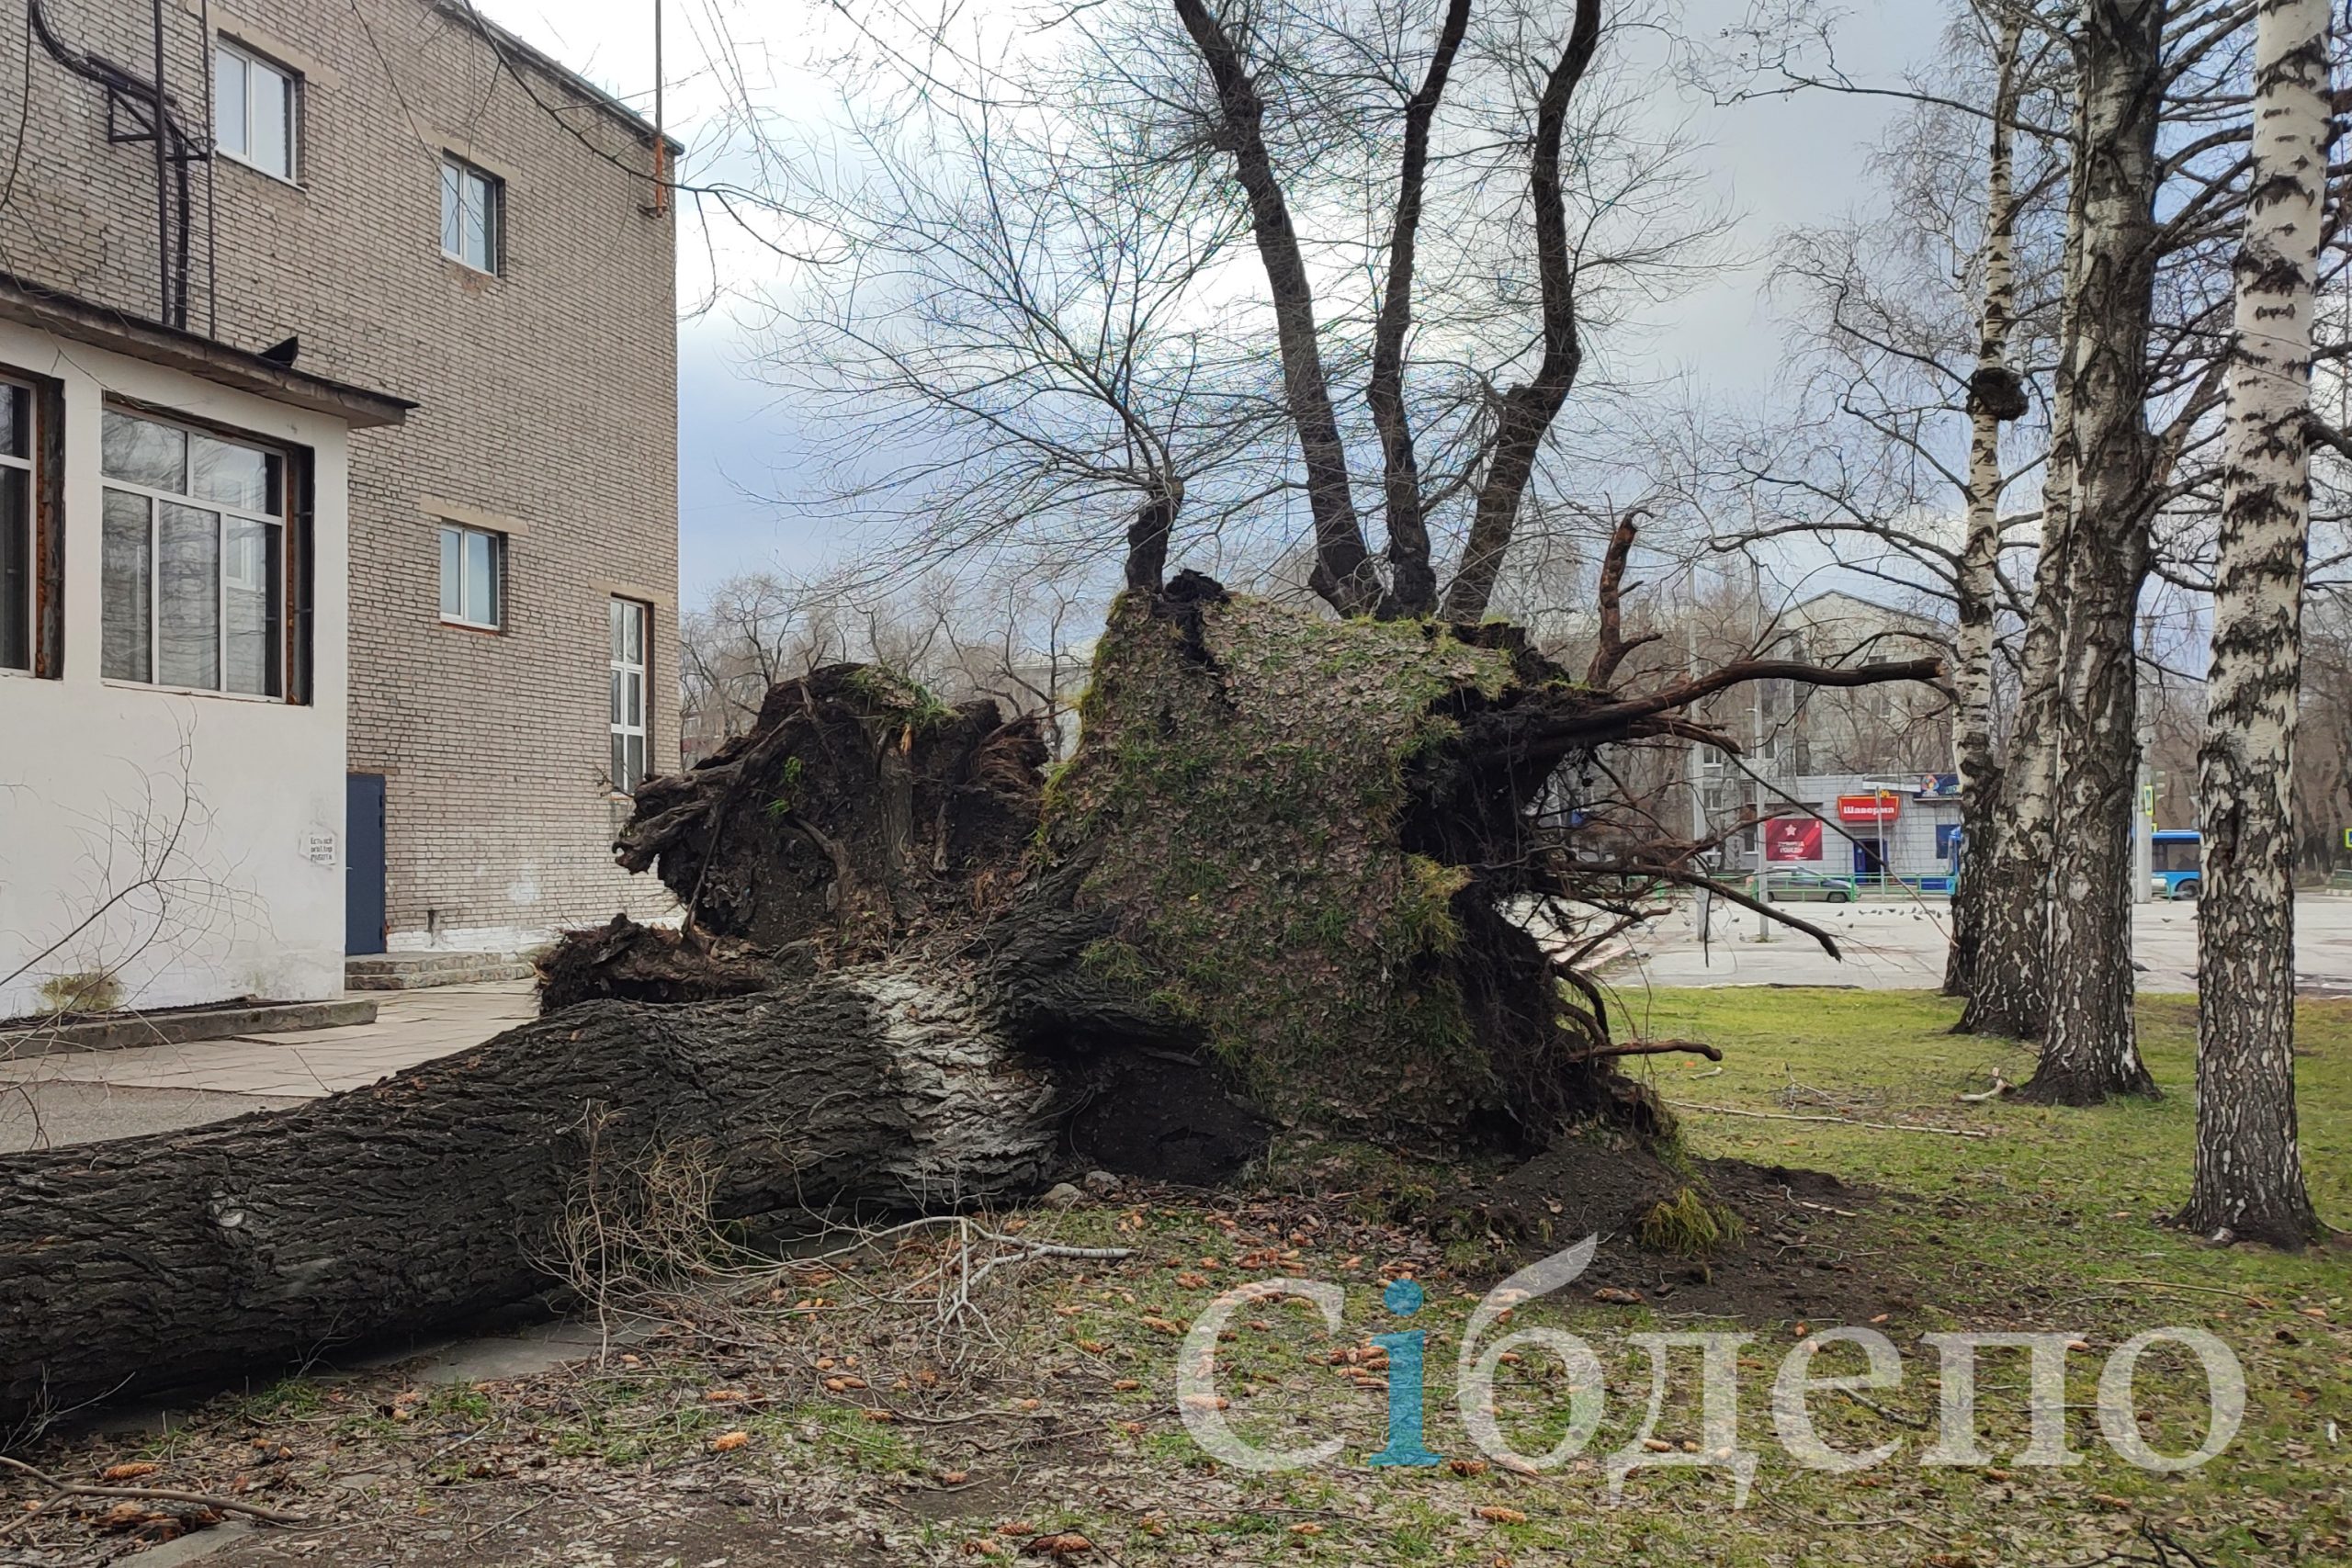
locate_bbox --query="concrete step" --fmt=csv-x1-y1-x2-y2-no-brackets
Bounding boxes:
345,953,537,990
0,997,379,1058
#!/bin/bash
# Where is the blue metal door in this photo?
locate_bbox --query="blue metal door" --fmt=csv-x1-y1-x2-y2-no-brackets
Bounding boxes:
345,773,387,955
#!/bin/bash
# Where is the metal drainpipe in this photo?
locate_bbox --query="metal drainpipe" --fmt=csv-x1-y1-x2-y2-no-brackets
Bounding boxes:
199,0,219,338
151,0,173,324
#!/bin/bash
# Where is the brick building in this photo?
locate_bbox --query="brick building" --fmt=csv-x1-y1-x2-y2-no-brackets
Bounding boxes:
0,0,678,1017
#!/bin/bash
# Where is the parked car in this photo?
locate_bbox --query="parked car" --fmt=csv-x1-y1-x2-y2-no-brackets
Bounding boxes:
1757,869,1860,903
2152,829,2201,899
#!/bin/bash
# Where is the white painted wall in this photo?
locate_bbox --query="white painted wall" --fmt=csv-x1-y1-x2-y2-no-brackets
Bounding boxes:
0,321,351,1019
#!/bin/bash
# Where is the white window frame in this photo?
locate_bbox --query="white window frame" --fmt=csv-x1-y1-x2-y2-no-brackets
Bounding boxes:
99,406,288,700
440,155,501,274
213,39,299,183
438,523,504,630
0,376,35,675
609,597,650,796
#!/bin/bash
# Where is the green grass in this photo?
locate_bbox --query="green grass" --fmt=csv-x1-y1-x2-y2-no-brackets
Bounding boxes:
31,989,2347,1565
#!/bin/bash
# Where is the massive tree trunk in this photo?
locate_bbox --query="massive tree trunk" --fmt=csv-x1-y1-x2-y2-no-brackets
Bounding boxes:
2020,0,2165,1103
0,911,1253,1427
2177,0,2326,1247
1945,14,2029,1000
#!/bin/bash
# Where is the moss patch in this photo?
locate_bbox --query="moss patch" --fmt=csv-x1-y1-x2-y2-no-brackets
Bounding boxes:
1041,592,1523,1134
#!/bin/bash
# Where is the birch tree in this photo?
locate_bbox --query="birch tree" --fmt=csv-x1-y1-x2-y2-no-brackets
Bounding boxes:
2019,0,2167,1103
1945,12,2034,999
2178,0,2330,1247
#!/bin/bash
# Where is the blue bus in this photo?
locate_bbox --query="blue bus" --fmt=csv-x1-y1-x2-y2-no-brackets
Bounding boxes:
2152,829,2201,899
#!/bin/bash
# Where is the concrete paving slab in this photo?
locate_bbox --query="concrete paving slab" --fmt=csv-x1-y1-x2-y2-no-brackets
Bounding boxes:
0,980,534,1146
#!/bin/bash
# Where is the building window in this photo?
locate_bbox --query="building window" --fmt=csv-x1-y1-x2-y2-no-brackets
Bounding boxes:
100,408,287,697
1,378,32,672
609,597,650,795
440,156,501,274
437,524,503,629
214,40,297,181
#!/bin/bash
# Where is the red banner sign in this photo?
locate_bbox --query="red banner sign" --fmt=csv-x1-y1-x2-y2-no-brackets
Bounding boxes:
1836,793,1902,825
1764,818,1824,862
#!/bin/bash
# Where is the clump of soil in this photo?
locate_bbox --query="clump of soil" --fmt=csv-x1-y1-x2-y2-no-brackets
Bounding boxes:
535,914,785,1013
1041,584,1631,1148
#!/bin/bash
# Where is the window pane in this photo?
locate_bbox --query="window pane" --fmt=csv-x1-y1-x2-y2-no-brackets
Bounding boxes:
626,734,646,793
462,173,492,271
252,62,290,177
610,669,623,726
224,517,280,695
463,528,496,625
0,383,25,459
214,49,249,159
101,490,152,682
102,411,185,491
609,597,625,660
157,502,220,689
610,732,627,789
439,526,461,618
441,163,463,256
627,671,642,728
191,434,274,512
623,601,643,662
1,468,27,671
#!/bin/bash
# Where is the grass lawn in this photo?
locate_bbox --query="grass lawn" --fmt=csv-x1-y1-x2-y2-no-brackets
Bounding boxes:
6,990,2346,1566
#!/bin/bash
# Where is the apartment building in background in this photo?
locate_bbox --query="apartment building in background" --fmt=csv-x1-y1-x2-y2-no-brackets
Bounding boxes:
0,0,679,1018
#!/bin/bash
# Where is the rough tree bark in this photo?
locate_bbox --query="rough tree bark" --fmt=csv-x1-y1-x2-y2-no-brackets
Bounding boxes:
1945,12,2030,1000
0,910,1250,1427
2177,0,2327,1247
2021,0,2165,1103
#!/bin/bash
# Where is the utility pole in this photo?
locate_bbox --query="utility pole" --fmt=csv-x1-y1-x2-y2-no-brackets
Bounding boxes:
1751,557,1772,941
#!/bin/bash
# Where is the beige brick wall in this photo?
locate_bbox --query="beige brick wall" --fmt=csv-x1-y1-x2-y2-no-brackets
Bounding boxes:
1,0,681,947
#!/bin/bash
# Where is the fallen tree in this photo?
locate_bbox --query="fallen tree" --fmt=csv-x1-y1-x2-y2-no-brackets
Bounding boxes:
0,572,1936,1427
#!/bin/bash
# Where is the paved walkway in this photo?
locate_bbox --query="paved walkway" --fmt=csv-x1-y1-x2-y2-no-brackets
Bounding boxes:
0,981,535,1153
1615,893,2352,996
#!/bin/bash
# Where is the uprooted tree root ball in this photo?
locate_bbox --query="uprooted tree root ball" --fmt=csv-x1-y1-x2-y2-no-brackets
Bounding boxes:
0,576,1935,1422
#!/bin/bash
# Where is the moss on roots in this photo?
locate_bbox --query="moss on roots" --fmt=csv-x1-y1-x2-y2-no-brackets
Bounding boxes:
1042,589,1600,1145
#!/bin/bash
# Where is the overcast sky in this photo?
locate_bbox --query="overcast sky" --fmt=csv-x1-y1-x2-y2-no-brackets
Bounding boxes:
475,0,1917,603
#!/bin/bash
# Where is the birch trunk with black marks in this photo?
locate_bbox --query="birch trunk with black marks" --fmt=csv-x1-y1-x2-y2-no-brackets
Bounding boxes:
2021,0,2165,1104
2179,0,2327,1247
1959,74,2088,1039
1946,15,2028,1000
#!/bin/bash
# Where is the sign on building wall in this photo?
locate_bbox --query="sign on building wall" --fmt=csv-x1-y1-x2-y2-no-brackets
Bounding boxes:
1765,818,1825,862
1836,792,1902,825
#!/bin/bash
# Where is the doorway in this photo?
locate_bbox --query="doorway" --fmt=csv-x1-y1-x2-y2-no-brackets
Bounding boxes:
1851,836,1888,884
345,773,387,955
